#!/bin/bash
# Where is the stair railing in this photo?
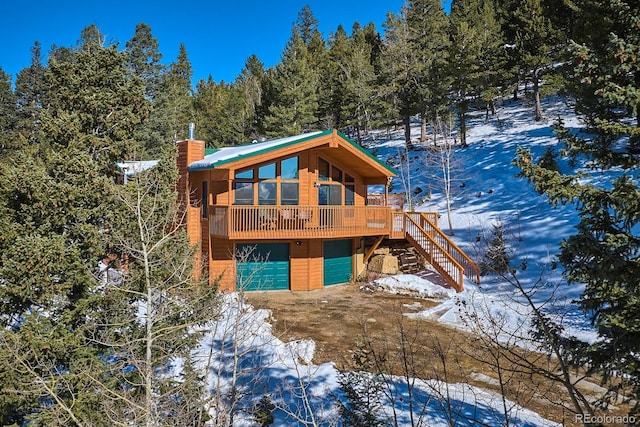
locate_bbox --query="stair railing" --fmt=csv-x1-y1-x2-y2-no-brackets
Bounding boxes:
404,214,465,292
415,213,481,284
403,212,481,291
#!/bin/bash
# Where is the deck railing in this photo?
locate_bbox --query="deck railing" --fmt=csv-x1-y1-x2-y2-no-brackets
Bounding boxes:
207,204,480,291
210,205,392,240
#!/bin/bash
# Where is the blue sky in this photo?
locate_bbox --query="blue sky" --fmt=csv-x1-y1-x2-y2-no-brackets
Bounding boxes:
0,0,449,86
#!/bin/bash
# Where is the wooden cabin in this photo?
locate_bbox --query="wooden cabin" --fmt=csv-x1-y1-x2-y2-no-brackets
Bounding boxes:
177,129,479,292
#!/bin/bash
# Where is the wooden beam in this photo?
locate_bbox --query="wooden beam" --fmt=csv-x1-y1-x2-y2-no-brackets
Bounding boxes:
363,235,385,265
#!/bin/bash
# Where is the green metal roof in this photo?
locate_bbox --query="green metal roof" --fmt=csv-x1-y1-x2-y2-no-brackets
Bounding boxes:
188,130,397,176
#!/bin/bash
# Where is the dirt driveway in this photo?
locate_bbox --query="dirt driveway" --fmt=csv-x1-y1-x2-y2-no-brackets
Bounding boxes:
245,283,616,427
247,283,462,370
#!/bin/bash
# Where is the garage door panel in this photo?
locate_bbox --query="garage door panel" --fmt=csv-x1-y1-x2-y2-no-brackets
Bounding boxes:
237,243,289,291
324,240,352,286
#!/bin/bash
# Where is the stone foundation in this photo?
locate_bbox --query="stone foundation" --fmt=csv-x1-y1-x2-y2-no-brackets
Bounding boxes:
360,237,427,280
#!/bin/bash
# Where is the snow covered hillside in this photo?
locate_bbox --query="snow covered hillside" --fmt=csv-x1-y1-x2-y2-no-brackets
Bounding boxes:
368,95,599,346
192,95,614,426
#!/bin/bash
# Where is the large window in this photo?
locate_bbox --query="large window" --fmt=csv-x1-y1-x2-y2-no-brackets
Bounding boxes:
318,184,342,205
259,162,276,179
345,184,355,206
234,182,254,205
331,165,343,182
258,182,276,205
233,156,299,205
281,157,298,179
281,182,299,205
318,158,330,181
236,168,254,179
317,158,357,206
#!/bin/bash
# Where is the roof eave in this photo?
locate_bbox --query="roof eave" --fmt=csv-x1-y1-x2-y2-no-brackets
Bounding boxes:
335,130,398,177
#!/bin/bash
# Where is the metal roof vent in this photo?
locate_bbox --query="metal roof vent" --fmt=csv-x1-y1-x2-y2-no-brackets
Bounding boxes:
188,123,195,140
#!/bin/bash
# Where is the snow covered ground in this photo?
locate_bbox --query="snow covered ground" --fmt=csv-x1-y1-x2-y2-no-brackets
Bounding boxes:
192,96,607,426
371,96,599,347
193,293,562,426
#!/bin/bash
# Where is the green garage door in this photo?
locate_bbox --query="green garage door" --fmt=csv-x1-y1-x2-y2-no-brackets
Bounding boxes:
324,239,352,286
236,243,289,291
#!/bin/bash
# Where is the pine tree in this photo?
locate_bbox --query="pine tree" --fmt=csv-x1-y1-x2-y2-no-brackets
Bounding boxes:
0,24,221,424
147,43,195,153
493,0,523,100
294,6,326,127
0,27,148,424
343,23,380,141
481,222,511,275
0,67,16,145
514,0,640,407
14,42,45,147
125,23,165,99
406,0,451,141
78,23,104,48
320,24,351,129
125,23,168,156
564,0,639,148
446,0,507,140
511,0,562,120
194,77,237,145
448,0,484,146
42,30,148,168
380,7,419,144
475,0,508,120
263,30,318,137
362,22,392,132
294,5,320,47
234,54,265,140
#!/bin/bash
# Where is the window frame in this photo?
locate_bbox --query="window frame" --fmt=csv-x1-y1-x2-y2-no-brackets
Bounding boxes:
233,181,254,205
232,155,299,206
317,158,357,207
281,182,299,205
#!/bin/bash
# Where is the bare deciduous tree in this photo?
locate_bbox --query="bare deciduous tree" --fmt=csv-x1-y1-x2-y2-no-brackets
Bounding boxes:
462,224,619,425
424,114,467,235
88,158,219,426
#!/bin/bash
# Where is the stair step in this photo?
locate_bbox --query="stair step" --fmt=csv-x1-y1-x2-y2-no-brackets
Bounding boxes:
413,269,450,289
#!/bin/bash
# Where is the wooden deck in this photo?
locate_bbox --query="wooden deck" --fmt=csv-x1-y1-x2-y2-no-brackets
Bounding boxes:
209,205,394,240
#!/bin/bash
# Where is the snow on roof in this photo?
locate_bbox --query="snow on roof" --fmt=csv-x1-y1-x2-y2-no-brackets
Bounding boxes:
188,130,327,171
115,160,160,178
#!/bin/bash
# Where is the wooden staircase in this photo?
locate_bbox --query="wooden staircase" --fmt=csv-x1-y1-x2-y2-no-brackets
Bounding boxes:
401,212,480,292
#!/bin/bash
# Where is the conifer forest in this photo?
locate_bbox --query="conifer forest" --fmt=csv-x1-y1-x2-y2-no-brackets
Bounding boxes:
0,0,638,425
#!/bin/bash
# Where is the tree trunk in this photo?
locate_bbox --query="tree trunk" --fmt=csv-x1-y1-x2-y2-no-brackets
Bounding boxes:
420,114,427,142
458,104,467,147
631,71,640,153
355,124,362,146
485,100,498,122
446,198,454,236
443,151,455,235
432,120,438,147
533,70,542,121
143,244,155,427
404,115,411,146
